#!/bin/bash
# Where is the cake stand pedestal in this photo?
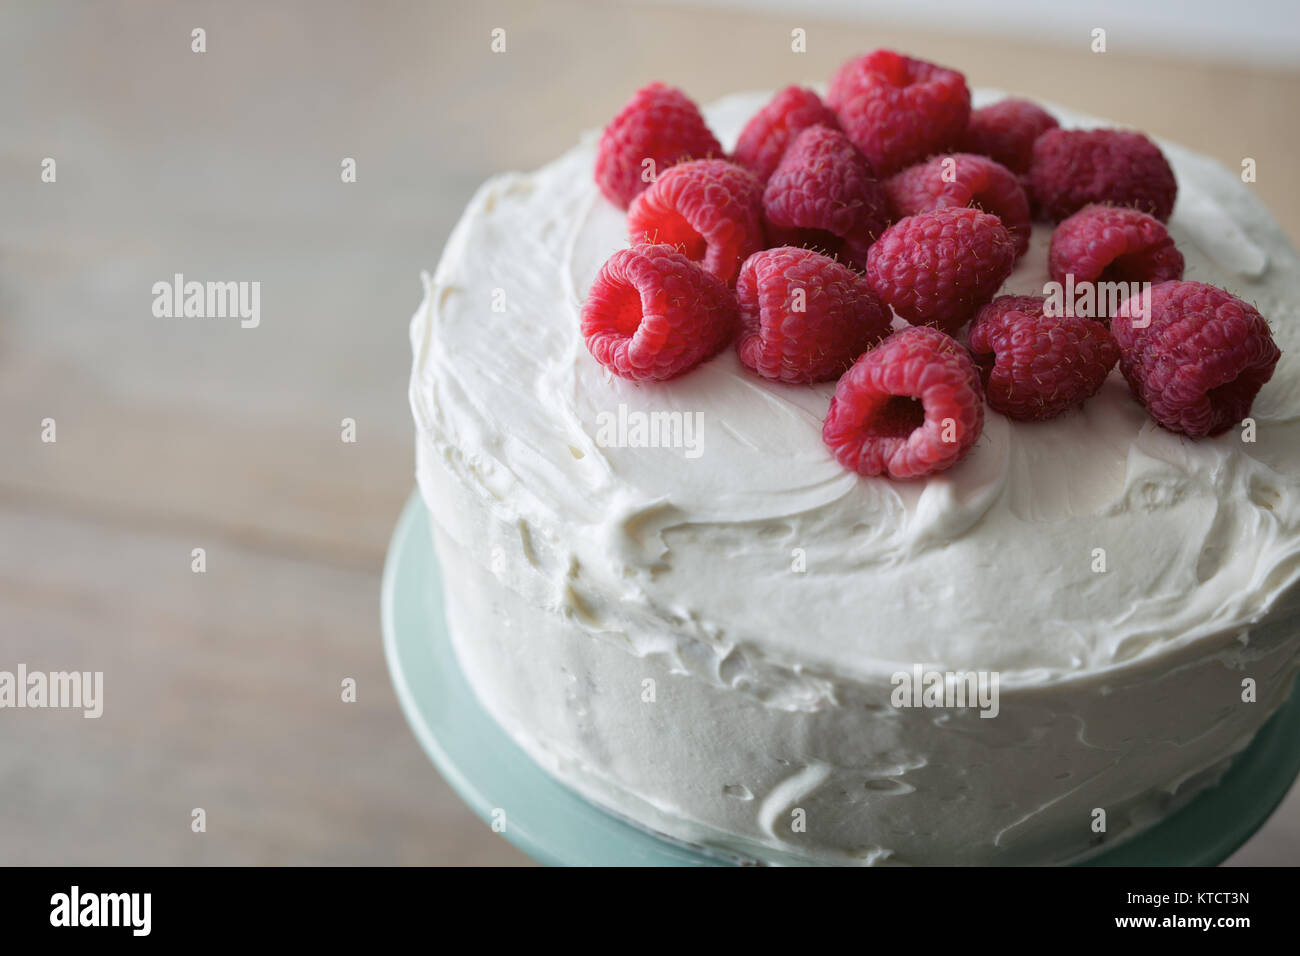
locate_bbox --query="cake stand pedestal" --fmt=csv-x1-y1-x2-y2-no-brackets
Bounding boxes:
383,492,1300,867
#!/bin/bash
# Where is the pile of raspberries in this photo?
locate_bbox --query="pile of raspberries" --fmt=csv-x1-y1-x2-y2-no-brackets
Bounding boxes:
581,50,1280,479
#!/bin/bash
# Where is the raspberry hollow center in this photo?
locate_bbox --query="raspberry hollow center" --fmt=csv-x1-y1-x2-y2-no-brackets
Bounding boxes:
867,395,926,438
607,282,645,337
1206,366,1273,430
647,210,708,262
1098,250,1153,285
876,52,913,87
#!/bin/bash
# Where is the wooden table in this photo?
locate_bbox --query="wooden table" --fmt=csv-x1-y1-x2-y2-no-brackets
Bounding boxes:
2,0,1296,866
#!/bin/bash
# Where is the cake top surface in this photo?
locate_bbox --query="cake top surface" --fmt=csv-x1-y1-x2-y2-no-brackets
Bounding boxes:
411,89,1300,688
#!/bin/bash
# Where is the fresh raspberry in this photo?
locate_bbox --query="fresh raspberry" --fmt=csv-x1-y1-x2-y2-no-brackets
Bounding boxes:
627,159,765,286
1112,281,1280,437
581,244,738,382
865,206,1016,335
1048,204,1184,297
959,98,1058,174
967,295,1119,421
735,247,892,384
762,125,891,271
822,326,984,479
594,82,724,209
886,153,1032,258
732,86,841,184
828,50,971,176
1029,128,1177,222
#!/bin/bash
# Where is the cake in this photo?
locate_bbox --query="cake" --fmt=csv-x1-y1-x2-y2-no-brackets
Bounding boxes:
408,63,1300,864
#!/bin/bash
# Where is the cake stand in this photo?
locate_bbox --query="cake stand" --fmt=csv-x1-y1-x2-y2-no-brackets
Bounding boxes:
383,492,1300,866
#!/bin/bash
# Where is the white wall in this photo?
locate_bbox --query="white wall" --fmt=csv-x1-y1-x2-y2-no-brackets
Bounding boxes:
662,0,1300,68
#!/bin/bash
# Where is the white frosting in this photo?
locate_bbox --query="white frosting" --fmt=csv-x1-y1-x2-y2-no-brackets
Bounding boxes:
410,90,1300,863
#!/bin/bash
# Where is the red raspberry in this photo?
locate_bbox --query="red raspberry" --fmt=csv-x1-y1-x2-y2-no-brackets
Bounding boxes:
594,82,724,209
581,244,738,382
1048,204,1184,296
828,50,971,176
736,247,892,384
886,153,1032,258
732,86,841,184
1029,128,1177,222
1112,281,1280,437
823,326,984,479
762,125,891,271
959,98,1058,174
865,206,1016,335
627,159,765,286
967,295,1119,421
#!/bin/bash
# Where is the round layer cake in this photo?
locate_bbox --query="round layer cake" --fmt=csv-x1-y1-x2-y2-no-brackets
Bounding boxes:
408,89,1300,865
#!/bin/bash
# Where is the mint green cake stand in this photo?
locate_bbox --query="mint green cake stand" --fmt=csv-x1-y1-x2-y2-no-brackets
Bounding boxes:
383,492,1300,867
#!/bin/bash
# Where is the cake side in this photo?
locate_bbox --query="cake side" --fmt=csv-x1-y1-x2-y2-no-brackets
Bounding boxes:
432,517,1299,864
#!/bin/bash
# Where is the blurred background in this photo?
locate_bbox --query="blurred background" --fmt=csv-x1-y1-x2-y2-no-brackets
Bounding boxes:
2,0,1297,865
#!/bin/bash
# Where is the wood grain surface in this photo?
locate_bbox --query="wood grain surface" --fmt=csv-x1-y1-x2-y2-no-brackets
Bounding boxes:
1,0,1296,866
